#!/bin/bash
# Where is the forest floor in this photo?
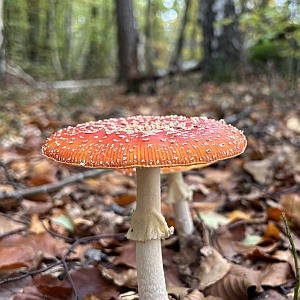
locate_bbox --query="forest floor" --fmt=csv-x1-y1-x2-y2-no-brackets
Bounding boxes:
0,73,300,300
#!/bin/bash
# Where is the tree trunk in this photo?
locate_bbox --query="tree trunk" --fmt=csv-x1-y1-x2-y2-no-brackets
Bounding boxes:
64,0,73,78
0,0,5,84
27,0,40,63
115,0,138,89
198,0,215,78
144,0,153,75
198,0,242,81
169,0,191,72
48,0,64,79
84,6,99,78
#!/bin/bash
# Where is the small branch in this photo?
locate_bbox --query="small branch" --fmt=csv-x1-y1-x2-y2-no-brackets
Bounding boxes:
0,261,62,285
41,220,74,243
0,212,28,224
282,212,299,300
224,107,253,125
0,227,27,240
0,169,110,201
0,160,19,190
60,258,81,300
62,233,125,260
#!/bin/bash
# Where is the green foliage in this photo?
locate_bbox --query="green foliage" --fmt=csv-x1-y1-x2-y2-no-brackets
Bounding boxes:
249,40,289,62
240,2,300,75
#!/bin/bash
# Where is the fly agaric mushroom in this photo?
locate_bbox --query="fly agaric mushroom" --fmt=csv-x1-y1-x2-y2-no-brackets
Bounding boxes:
42,115,247,300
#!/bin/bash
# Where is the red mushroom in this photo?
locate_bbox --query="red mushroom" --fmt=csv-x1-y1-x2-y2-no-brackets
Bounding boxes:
42,115,247,300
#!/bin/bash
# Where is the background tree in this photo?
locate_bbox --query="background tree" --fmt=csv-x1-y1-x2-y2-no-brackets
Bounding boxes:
27,0,40,63
115,0,138,87
0,0,5,84
198,0,242,81
169,0,191,72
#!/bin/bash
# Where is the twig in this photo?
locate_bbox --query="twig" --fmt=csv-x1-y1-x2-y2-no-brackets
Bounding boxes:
0,160,19,190
224,107,253,125
59,233,125,300
0,261,62,285
282,212,299,300
62,233,125,260
60,259,81,300
41,220,74,243
0,212,29,225
0,169,111,201
0,227,27,239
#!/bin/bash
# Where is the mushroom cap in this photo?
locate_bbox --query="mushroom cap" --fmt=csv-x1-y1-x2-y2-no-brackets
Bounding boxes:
42,115,247,169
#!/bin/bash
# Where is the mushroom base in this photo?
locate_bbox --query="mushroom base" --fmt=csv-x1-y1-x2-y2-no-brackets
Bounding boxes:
136,239,168,300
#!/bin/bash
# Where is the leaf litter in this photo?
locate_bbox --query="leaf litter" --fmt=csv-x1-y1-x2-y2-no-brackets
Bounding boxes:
0,78,299,299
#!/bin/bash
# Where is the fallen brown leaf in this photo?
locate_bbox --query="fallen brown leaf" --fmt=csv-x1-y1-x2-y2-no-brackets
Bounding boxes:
205,264,261,300
196,246,231,290
0,244,42,272
260,262,293,287
280,193,300,227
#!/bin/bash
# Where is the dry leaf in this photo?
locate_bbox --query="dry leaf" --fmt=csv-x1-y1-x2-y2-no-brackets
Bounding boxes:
0,215,24,235
101,266,137,289
280,193,300,227
196,246,231,290
205,264,261,300
227,210,251,222
0,245,43,272
286,116,300,134
260,262,293,287
244,159,274,185
0,233,70,260
114,193,136,206
21,199,53,214
68,267,119,299
183,289,222,300
0,277,32,299
114,241,136,268
29,214,48,234
14,274,72,300
262,221,280,241
267,207,284,222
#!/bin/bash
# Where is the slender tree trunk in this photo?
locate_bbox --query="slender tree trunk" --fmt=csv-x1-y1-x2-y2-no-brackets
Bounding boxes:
198,0,242,81
115,0,138,87
27,0,40,63
189,7,199,60
0,0,5,84
84,6,99,78
198,0,215,77
64,0,73,78
169,0,191,72
144,0,153,75
48,0,64,79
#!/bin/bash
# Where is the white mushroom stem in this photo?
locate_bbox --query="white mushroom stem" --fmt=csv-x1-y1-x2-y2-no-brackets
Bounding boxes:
166,172,194,236
126,167,172,300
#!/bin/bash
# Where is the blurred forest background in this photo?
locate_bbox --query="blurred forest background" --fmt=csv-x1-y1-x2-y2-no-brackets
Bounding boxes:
0,0,299,89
